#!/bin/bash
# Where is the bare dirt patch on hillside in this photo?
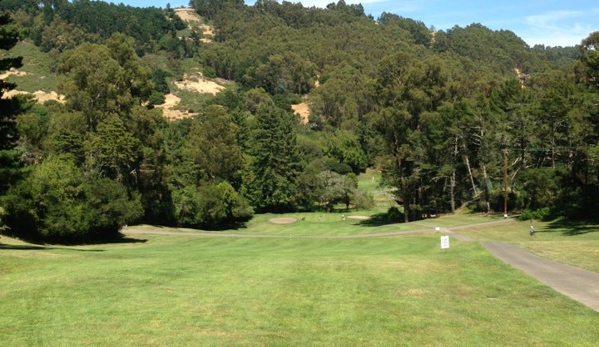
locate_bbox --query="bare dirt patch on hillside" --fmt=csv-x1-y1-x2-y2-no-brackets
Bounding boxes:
290,79,319,125
514,68,529,86
33,90,65,103
156,70,225,120
1,69,65,103
292,102,310,124
174,8,214,43
0,68,27,80
155,93,196,120
174,72,225,95
2,89,65,104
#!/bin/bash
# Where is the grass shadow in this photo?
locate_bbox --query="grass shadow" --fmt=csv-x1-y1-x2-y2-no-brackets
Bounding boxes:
357,212,404,227
113,236,148,244
0,244,105,252
0,244,47,250
544,219,599,236
0,232,147,249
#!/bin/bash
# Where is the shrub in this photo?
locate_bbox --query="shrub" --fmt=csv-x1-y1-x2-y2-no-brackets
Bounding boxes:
173,182,253,230
202,66,216,78
149,91,166,105
387,206,404,222
519,207,552,221
2,156,142,243
352,189,374,210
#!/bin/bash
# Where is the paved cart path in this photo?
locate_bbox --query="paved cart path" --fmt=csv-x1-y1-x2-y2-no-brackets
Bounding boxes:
482,241,599,312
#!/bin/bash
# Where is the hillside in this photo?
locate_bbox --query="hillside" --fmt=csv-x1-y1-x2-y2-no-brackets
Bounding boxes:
1,3,579,116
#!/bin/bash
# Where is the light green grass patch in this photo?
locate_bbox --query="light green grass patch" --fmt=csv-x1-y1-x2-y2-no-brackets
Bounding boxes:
3,40,58,92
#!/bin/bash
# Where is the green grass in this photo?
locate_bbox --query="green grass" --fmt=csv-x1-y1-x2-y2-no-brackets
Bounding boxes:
173,88,216,113
232,211,496,237
2,174,599,346
2,217,599,346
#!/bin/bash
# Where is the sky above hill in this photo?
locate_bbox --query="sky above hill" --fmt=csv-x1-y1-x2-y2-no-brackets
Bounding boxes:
117,0,598,47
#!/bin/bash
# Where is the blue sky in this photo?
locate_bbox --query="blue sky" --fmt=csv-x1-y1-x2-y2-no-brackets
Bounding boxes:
116,0,598,47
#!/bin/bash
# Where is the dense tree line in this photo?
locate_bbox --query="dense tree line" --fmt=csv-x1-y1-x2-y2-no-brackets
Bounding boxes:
1,2,598,244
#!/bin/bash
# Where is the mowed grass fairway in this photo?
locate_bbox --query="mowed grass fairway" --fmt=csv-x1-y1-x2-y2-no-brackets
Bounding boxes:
2,220,599,346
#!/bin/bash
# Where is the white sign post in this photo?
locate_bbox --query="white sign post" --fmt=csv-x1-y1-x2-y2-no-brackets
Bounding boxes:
440,235,450,250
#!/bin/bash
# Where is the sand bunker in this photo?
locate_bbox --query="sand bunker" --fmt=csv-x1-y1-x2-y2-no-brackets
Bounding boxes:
348,215,371,220
269,218,297,224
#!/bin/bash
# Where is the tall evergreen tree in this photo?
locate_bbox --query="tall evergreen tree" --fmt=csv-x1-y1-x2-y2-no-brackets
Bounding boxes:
186,105,243,186
248,100,301,212
0,12,23,195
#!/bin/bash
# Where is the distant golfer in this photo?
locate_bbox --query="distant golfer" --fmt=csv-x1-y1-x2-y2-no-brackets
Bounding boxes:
529,222,535,236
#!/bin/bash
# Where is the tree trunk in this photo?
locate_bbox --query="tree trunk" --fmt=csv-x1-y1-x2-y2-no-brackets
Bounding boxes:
463,154,479,198
481,164,491,213
450,137,458,214
450,170,456,213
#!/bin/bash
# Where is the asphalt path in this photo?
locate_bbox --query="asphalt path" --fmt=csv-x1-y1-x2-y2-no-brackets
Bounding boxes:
123,219,599,312
482,241,599,312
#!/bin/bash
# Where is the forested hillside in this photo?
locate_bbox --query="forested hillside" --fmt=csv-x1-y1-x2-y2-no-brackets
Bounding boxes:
1,0,598,243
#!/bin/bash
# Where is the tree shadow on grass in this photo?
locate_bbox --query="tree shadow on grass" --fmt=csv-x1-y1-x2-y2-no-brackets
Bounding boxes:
356,212,404,227
0,234,147,250
113,235,148,244
544,219,599,236
0,244,48,250
0,244,105,251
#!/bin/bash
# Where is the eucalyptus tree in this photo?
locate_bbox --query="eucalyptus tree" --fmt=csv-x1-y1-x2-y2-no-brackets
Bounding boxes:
253,51,317,95
551,31,599,217
191,0,245,20
324,130,368,174
310,64,376,129
166,105,251,229
579,32,599,90
57,35,174,225
57,34,152,132
186,105,244,186
373,53,457,221
537,73,577,169
85,114,143,184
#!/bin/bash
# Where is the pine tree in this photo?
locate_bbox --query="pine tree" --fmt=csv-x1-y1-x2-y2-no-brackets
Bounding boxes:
0,12,23,194
248,100,301,212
